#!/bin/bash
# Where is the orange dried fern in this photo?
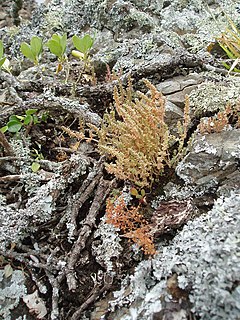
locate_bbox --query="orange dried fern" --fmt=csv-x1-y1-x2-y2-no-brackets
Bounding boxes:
106,195,156,255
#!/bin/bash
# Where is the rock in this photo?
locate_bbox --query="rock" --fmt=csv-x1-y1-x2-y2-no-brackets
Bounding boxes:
0,270,27,319
157,73,203,108
176,129,240,186
104,191,240,320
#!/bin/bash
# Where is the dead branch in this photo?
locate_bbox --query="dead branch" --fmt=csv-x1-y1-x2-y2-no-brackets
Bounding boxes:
0,131,14,156
70,275,113,320
66,177,117,291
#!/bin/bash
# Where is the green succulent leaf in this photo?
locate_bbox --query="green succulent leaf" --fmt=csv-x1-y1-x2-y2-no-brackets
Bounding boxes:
0,57,6,68
9,115,19,121
7,120,22,133
23,114,32,125
60,33,67,53
25,108,37,116
47,39,63,58
21,42,35,61
0,126,8,133
47,34,67,59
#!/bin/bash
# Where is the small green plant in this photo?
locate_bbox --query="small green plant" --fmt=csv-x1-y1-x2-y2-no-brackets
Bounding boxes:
46,33,67,74
130,188,146,203
72,34,95,84
30,146,44,172
20,36,43,65
1,109,40,133
72,34,94,61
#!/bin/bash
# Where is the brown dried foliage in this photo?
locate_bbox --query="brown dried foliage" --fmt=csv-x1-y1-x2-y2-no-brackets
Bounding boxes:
106,195,156,255
198,102,240,134
91,79,190,187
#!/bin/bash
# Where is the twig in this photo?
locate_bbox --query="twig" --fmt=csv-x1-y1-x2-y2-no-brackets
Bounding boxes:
66,177,117,291
0,174,22,182
70,274,113,320
69,156,105,232
0,131,14,156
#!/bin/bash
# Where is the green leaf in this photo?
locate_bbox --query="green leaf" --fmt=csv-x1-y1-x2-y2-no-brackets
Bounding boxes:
0,126,8,133
25,108,37,116
72,34,93,54
7,120,22,133
47,39,63,58
31,162,40,172
0,40,4,59
47,34,67,59
30,36,42,57
60,34,67,54
52,33,61,43
21,42,35,61
16,115,25,121
0,57,6,68
9,115,19,121
23,114,32,125
32,115,39,124
4,264,13,278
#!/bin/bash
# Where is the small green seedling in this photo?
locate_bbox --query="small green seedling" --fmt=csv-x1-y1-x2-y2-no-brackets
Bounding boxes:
72,34,94,61
31,147,44,172
20,36,43,65
1,109,39,133
72,34,95,84
47,33,67,73
0,40,6,69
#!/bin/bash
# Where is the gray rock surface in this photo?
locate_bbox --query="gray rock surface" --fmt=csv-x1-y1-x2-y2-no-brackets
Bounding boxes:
106,191,240,320
176,129,240,186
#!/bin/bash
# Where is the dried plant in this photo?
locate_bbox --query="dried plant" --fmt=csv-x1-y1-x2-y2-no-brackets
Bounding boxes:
106,195,156,255
91,79,190,187
198,103,240,134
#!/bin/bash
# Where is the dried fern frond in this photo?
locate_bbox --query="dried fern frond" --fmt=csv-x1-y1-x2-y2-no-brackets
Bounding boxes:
94,79,190,187
106,195,156,255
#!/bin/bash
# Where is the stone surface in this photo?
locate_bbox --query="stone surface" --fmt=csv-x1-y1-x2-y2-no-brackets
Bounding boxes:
104,191,240,320
0,270,27,320
176,129,240,186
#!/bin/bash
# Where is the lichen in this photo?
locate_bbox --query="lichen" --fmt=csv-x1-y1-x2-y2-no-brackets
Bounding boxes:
109,191,240,320
92,217,123,276
0,270,27,320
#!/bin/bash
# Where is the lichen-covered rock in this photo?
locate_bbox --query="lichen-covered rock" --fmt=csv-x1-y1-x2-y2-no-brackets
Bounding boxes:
176,129,240,187
189,77,240,117
0,270,27,320
106,191,240,320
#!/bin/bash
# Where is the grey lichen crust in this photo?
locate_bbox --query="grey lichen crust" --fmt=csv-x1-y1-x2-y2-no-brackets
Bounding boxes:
92,217,123,276
109,191,240,320
0,270,27,320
